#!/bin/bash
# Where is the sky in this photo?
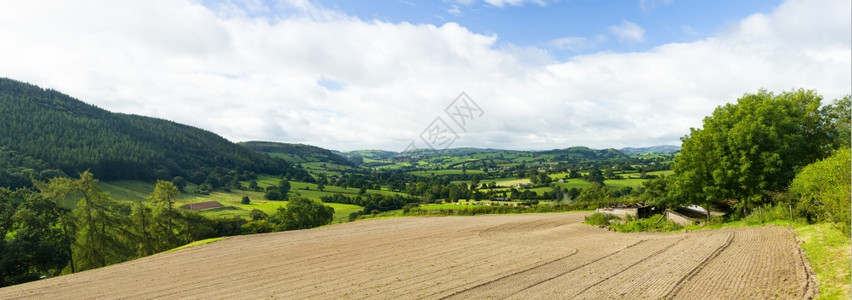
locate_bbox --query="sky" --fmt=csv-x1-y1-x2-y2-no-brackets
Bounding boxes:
0,0,849,152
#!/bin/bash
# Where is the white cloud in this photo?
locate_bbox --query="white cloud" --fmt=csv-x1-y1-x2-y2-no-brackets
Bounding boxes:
449,0,547,7
609,20,645,42
448,5,463,16
548,35,608,51
681,24,698,36
548,37,592,51
0,0,848,151
483,0,546,7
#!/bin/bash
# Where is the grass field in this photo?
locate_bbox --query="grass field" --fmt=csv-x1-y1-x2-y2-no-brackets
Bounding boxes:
300,162,352,176
100,178,364,223
603,178,646,189
493,178,531,187
647,170,674,176
551,178,592,190
407,169,485,176
420,203,490,210
795,223,851,299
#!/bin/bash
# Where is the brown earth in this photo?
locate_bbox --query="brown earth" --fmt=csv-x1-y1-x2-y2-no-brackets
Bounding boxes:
0,212,817,299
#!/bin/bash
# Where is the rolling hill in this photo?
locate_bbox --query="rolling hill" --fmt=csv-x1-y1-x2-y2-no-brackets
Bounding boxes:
0,78,301,187
538,146,630,161
620,145,681,155
239,141,353,166
336,149,399,160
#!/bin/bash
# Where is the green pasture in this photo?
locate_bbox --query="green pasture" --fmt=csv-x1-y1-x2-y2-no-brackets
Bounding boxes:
407,169,484,176
101,178,364,224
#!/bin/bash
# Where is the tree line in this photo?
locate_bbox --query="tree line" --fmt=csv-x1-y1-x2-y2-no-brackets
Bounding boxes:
0,171,335,287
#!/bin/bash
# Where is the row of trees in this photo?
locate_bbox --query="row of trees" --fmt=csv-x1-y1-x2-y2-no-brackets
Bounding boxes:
0,172,336,287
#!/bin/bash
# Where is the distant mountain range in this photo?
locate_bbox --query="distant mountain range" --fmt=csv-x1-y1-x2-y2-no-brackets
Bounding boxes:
338,145,679,160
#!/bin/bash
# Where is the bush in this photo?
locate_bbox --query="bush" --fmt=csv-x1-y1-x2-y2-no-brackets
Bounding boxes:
742,204,794,225
241,220,275,234
584,213,620,228
249,209,267,221
790,148,851,235
401,203,419,214
610,216,682,232
241,196,250,204
264,190,283,200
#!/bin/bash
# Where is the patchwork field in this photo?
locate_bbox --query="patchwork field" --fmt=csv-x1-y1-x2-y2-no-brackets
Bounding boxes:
0,212,816,299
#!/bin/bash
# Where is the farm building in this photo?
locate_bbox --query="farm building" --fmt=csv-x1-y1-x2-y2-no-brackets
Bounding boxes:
666,206,710,225
516,183,533,189
596,203,655,219
182,201,224,211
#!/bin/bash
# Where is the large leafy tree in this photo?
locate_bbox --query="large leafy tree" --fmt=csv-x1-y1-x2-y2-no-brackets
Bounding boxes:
2,193,70,285
271,197,334,231
822,95,851,150
670,89,838,215
0,188,19,287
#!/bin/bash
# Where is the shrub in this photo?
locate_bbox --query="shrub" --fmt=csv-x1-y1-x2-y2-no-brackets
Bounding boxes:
610,217,682,232
742,204,794,225
241,220,275,234
584,213,620,228
249,209,267,221
264,190,283,200
790,148,851,235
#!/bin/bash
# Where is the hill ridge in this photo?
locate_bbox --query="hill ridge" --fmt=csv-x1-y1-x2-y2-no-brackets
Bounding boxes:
0,78,301,187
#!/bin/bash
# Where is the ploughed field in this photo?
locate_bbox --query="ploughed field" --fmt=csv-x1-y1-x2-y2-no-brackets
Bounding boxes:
0,212,816,299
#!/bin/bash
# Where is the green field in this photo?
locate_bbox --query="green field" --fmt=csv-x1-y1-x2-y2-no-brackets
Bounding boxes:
100,178,364,223
407,169,485,176
603,178,646,189
551,178,592,190
419,202,524,210
795,223,851,299
647,170,674,176
493,178,531,187
300,162,352,175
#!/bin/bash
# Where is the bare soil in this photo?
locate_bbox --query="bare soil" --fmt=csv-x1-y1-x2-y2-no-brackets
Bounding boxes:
0,212,816,299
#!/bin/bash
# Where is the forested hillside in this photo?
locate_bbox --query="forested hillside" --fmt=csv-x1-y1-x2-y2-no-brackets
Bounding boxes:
240,141,353,166
0,78,303,186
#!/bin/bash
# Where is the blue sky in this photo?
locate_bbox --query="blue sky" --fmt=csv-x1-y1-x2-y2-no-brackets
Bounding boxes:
212,0,783,56
1,0,848,151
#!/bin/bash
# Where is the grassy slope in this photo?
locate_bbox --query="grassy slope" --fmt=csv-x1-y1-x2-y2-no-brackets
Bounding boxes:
794,223,851,299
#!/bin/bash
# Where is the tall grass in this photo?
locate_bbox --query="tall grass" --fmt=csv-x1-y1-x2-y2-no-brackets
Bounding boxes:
795,223,851,299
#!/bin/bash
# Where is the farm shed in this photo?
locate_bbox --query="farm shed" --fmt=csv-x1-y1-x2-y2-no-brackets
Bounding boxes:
665,206,709,225
596,204,655,219
182,201,224,211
